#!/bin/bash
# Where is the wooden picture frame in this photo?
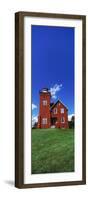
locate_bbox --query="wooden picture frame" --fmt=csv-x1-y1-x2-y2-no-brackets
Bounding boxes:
15,12,86,188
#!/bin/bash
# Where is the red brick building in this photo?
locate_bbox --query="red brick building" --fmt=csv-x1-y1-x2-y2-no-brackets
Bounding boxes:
37,88,68,128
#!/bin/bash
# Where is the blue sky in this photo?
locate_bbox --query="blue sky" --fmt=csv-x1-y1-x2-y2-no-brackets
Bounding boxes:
32,25,74,122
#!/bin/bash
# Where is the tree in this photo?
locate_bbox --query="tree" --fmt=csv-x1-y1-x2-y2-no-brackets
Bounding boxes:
32,122,38,129
68,115,75,129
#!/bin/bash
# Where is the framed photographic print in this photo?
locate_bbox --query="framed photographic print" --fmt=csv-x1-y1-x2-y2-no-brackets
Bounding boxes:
15,12,86,188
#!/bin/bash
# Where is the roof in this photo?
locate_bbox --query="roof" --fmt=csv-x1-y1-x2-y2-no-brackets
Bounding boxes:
50,99,68,110
39,88,51,95
50,102,54,107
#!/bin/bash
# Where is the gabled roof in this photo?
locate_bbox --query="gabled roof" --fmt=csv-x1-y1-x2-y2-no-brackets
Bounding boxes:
50,99,68,111
50,102,54,107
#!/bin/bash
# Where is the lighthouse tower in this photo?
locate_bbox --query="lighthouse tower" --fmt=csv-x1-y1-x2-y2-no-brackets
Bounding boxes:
38,88,51,128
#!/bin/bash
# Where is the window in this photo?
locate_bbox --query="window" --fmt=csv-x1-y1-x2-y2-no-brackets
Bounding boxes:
43,100,47,106
61,108,64,113
54,108,57,114
42,118,47,125
61,117,65,123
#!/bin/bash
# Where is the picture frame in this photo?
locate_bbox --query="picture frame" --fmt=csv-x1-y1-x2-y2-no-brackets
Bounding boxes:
15,11,86,188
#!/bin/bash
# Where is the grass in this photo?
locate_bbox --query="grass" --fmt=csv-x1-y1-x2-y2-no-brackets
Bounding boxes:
32,128,74,174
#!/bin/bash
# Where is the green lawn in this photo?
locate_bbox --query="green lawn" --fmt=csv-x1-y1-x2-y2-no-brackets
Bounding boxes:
32,128,74,174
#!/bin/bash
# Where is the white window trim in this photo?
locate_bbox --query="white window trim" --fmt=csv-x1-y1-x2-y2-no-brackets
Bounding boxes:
61,108,64,113
54,108,57,114
61,117,65,123
43,100,47,106
42,118,47,125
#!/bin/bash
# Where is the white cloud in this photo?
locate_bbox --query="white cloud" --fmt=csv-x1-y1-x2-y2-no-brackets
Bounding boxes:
32,103,37,110
49,83,62,99
68,114,74,121
32,115,38,127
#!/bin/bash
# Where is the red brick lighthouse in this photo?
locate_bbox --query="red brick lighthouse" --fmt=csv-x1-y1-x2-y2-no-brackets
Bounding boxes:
38,88,51,128
37,88,68,129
